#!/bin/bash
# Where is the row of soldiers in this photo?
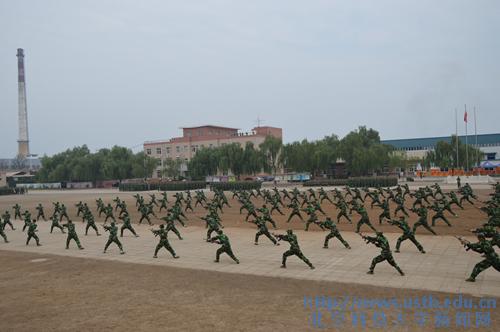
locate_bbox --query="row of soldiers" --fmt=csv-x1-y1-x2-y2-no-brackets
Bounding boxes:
1,183,498,281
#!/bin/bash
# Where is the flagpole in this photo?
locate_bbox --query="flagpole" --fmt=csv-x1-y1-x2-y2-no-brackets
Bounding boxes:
474,106,478,173
465,104,469,173
455,108,459,169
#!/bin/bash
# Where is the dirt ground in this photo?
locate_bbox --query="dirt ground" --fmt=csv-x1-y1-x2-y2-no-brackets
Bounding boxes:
0,188,494,236
0,251,497,332
0,188,498,331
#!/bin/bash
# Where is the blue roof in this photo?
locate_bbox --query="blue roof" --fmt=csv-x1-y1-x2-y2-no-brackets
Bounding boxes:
382,133,500,150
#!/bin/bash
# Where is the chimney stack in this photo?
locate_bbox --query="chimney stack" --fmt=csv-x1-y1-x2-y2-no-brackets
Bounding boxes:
17,48,30,157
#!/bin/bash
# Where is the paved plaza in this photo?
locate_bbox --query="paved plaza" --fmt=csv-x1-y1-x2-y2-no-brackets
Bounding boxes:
1,221,499,298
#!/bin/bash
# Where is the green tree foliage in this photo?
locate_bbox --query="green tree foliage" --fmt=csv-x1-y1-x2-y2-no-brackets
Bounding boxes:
161,158,183,180
338,126,392,176
259,135,283,174
280,135,339,176
35,145,157,183
425,135,482,170
188,142,265,179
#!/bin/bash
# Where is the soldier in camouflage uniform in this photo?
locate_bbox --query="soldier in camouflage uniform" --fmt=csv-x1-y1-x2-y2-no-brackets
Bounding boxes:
210,229,240,264
103,221,125,254
161,213,183,240
75,201,84,216
36,203,47,221
62,220,84,250
354,206,377,233
275,229,315,269
412,206,437,235
460,233,500,282
138,205,153,226
103,203,116,224
270,197,285,216
250,216,279,246
361,231,404,276
287,201,305,223
0,217,9,243
303,204,324,231
149,193,159,207
152,224,179,259
375,199,391,224
50,213,66,234
320,217,351,249
393,196,409,217
159,193,169,212
119,212,139,237
2,211,15,230
201,215,222,242
84,211,100,236
26,219,42,246
22,210,32,232
430,203,452,227
334,199,352,224
257,204,277,229
448,191,464,210
13,203,22,220
59,204,70,222
390,216,425,253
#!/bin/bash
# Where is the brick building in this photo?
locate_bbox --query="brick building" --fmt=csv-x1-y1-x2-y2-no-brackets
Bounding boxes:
144,125,282,178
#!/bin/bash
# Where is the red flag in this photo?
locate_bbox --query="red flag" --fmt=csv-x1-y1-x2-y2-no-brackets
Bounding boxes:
464,111,468,123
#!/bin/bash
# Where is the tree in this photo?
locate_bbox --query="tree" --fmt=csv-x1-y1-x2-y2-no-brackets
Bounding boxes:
35,145,157,183
259,135,282,174
161,158,183,180
425,135,482,170
339,126,390,176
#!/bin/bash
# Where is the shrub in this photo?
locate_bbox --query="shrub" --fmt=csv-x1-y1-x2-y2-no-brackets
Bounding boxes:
210,181,262,191
119,181,206,192
0,187,16,196
304,177,398,188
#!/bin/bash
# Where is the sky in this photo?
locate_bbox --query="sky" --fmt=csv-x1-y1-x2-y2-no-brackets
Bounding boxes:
1,0,499,157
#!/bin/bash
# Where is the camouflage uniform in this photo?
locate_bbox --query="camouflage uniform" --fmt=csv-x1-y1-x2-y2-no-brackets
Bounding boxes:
363,232,404,276
152,225,179,258
463,234,500,282
0,218,9,243
210,230,239,264
26,220,41,246
390,217,425,253
13,204,22,220
36,204,46,221
2,211,15,230
355,207,377,233
63,220,84,249
50,214,65,234
320,218,350,249
277,230,314,269
119,213,139,237
251,217,279,245
103,222,125,254
412,207,437,235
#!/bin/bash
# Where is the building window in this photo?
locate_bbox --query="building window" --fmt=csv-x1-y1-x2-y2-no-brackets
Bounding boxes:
176,146,180,153
157,159,162,166
166,147,170,154
156,148,161,154
184,145,188,151
192,147,196,152
146,148,151,155
156,170,161,178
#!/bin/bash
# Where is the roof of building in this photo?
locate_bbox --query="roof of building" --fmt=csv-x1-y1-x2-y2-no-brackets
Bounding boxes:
181,125,240,130
382,133,500,149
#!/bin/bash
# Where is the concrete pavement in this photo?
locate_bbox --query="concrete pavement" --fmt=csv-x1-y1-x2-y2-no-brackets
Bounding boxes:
1,221,499,298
